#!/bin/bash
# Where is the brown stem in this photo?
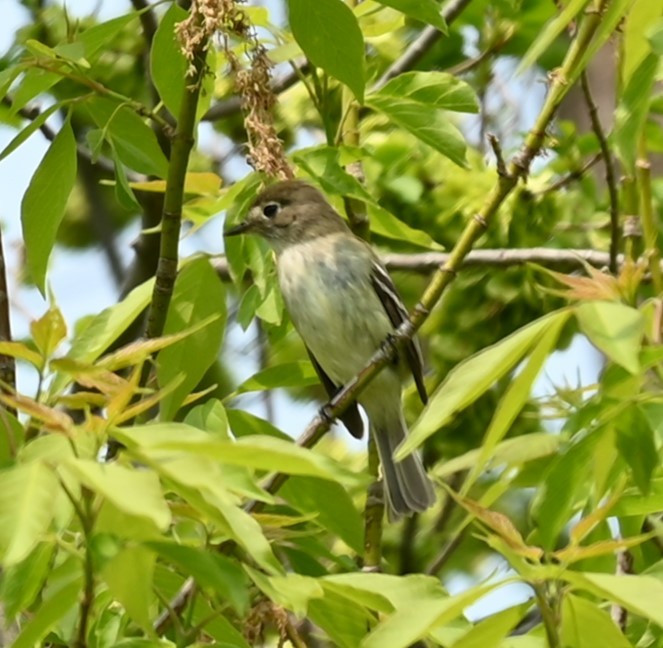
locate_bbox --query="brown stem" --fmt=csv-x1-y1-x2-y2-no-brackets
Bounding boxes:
580,71,620,274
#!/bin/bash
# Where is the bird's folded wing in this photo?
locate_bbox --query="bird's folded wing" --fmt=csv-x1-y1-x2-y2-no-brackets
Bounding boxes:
370,261,428,405
307,349,364,439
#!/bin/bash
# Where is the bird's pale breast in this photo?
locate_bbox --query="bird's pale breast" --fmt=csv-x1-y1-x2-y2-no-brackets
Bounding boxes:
276,234,393,386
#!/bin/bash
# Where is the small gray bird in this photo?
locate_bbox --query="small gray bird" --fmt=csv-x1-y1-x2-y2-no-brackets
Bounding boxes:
225,180,435,519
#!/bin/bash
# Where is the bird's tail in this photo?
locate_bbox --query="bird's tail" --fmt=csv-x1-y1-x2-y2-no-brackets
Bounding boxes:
372,412,435,520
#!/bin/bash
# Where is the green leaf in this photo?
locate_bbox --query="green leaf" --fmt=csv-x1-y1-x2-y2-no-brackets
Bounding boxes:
614,405,657,495
0,101,61,162
287,0,365,102
530,432,601,550
376,0,447,31
570,0,635,86
308,586,374,648
11,578,81,648
65,278,154,365
375,72,478,113
613,477,663,516
184,398,230,438
116,424,363,486
516,0,590,73
150,4,189,116
569,572,663,628
1,541,55,620
101,545,155,633
614,53,658,170
232,361,319,395
281,477,364,553
111,147,141,210
146,541,249,613
166,464,281,575
9,68,62,116
453,604,527,648
398,310,569,459
622,0,662,85
227,407,291,441
322,573,500,648
463,311,568,492
62,459,171,530
158,257,226,419
79,12,139,60
366,94,468,166
247,568,323,616
366,72,477,166
434,433,561,479
576,301,644,374
21,118,77,294
561,594,631,648
0,462,58,566
85,97,169,177
30,306,67,358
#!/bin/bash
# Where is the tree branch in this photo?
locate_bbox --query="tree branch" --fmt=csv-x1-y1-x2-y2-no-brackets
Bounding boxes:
212,248,627,282
144,54,206,340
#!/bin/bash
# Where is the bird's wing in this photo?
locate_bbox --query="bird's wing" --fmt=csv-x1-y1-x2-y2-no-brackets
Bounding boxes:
306,348,364,439
370,261,428,405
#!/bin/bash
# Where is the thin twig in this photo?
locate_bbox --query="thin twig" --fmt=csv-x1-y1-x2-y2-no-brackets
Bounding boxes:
425,529,466,575
580,71,620,273
536,152,602,195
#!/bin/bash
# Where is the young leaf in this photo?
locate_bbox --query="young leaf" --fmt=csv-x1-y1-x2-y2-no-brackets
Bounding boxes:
85,97,169,177
575,301,644,374
101,545,155,633
281,476,364,553
231,361,319,395
146,541,249,613
561,594,631,648
287,0,365,102
21,118,77,294
569,571,663,628
150,4,189,116
30,306,67,359
376,0,447,32
398,310,569,459
158,257,226,420
61,459,171,530
0,462,59,566
463,311,568,492
11,579,81,648
366,95,469,166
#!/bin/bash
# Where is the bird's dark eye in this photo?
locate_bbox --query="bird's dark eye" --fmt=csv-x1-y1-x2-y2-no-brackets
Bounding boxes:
262,202,280,218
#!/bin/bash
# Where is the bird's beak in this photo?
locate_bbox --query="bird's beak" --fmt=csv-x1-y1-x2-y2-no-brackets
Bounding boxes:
224,220,253,237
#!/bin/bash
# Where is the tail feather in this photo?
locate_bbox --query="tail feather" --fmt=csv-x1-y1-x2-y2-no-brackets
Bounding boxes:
373,415,435,520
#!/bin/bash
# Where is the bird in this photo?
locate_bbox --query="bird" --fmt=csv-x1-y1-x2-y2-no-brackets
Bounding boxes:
225,179,435,519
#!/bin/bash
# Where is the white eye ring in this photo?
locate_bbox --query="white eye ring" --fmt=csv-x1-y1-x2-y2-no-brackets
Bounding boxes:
262,202,280,218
